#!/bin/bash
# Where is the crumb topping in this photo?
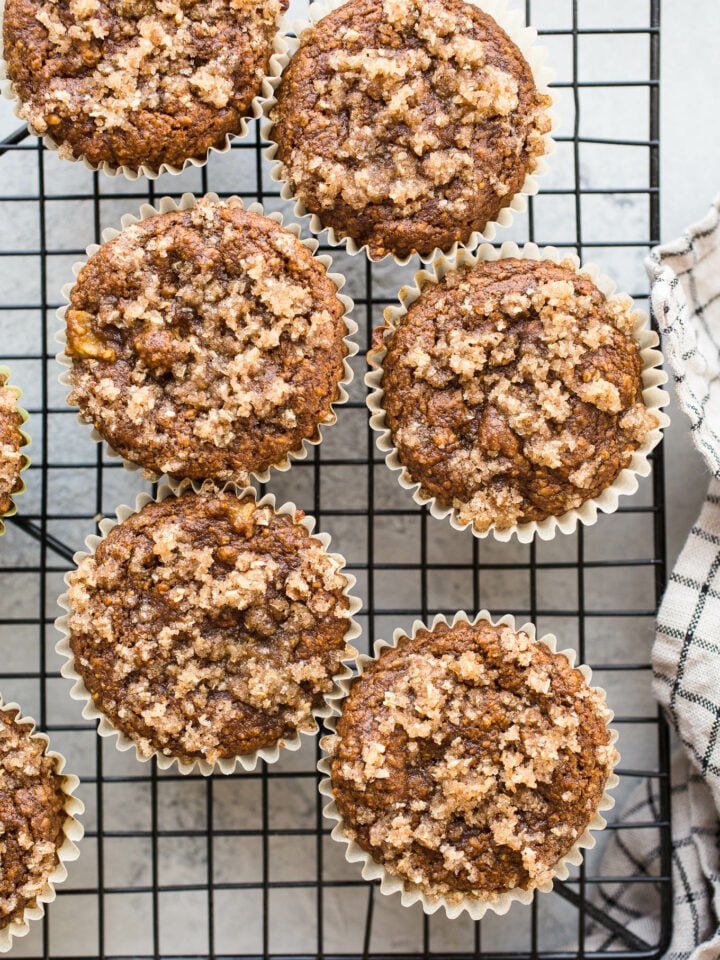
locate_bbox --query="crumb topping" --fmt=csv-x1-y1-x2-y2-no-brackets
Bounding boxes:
65,199,348,482
0,708,66,930
271,0,551,258
0,375,25,516
66,490,355,763
3,0,287,168
380,258,659,531
328,620,614,902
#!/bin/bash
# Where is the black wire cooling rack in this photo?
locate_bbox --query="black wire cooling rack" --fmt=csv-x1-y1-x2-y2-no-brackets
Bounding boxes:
0,0,671,957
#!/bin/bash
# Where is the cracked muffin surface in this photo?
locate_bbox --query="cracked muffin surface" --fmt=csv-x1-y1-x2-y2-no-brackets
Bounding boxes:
3,0,287,170
0,708,67,930
270,0,551,259
378,258,659,532
66,489,355,763
327,619,615,902
64,198,348,482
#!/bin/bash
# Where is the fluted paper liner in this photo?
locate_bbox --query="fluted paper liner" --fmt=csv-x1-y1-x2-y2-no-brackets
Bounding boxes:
366,241,671,542
0,0,290,180
261,0,556,265
55,192,357,485
0,697,84,953
55,480,363,776
318,609,620,920
0,365,30,536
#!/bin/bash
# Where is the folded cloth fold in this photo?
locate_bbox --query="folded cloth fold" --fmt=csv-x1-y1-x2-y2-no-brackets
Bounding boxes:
591,752,719,959
589,196,720,958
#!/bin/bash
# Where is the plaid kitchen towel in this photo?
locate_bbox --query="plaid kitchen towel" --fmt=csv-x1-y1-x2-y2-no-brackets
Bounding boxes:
591,197,720,958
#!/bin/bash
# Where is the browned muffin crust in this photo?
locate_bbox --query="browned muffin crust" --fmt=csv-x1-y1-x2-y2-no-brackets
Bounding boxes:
66,489,355,763
3,0,286,170
379,258,659,532
0,707,67,930
0,375,26,517
270,0,551,259
327,620,614,902
64,199,348,482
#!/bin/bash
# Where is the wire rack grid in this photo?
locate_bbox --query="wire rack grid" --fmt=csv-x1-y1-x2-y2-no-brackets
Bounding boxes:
0,0,670,957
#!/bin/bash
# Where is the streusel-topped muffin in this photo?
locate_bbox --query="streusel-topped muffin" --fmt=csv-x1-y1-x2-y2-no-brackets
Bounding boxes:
0,707,69,932
65,488,357,764
376,258,659,532
326,618,615,904
270,0,551,258
3,0,287,170
64,198,349,482
0,373,27,524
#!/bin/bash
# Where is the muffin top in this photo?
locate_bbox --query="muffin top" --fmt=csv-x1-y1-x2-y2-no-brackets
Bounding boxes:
378,258,659,532
64,199,348,482
0,375,26,517
66,489,355,763
0,707,67,930
3,0,287,170
327,620,614,902
270,0,551,259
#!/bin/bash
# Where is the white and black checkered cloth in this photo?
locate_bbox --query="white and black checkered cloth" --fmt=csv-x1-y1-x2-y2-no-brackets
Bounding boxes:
590,197,720,958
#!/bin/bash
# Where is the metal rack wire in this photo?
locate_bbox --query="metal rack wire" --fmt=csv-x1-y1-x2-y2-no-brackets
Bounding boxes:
0,0,670,956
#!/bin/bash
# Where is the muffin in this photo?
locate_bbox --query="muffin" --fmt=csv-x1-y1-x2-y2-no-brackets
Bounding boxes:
0,370,29,531
322,614,617,912
62,196,352,483
371,254,663,535
60,486,359,770
0,701,82,949
269,0,552,260
2,0,287,172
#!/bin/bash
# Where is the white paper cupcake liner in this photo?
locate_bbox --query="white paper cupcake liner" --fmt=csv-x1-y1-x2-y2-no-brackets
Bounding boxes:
318,608,620,920
261,0,556,265
366,241,671,542
0,696,84,953
55,480,363,776
0,364,30,536
0,0,290,180
55,191,357,485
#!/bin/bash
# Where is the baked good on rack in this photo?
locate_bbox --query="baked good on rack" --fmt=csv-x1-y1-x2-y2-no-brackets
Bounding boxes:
377,257,659,533
0,373,27,520
0,706,69,931
65,488,356,764
269,0,551,259
3,0,287,170
326,617,615,903
63,198,349,482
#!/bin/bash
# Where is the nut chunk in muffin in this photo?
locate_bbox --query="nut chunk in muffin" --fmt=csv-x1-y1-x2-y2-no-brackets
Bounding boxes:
378,258,660,533
2,0,287,170
327,619,616,904
270,0,551,259
0,708,68,931
63,198,349,482
65,489,356,765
